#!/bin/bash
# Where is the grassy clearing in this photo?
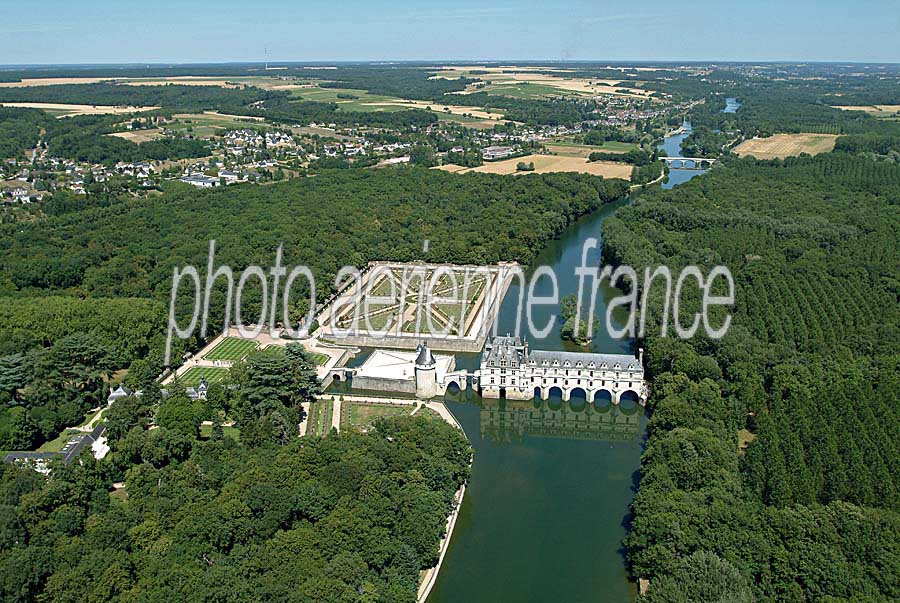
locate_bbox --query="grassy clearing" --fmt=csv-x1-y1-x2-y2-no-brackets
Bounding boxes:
180,366,229,387
733,133,838,160
199,424,241,439
203,337,258,361
738,428,757,454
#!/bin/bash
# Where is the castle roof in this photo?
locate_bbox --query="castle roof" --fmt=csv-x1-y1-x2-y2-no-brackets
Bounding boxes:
415,342,436,367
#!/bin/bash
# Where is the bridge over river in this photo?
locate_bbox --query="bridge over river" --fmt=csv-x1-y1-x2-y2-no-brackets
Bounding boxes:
663,156,716,170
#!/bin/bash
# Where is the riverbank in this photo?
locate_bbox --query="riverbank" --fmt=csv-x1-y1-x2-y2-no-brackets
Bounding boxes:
417,404,468,603
306,391,470,601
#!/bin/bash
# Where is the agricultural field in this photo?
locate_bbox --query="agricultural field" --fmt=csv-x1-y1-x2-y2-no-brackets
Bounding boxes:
202,336,258,361
467,154,634,179
0,77,115,87
342,401,413,431
168,111,266,137
436,66,652,99
179,366,229,387
107,128,165,142
545,140,639,157
291,83,509,121
433,164,469,173
289,86,403,108
118,75,315,91
833,104,900,118
733,133,839,159
0,102,158,118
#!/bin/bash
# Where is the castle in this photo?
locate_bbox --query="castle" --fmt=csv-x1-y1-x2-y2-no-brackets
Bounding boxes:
333,342,469,399
478,335,648,405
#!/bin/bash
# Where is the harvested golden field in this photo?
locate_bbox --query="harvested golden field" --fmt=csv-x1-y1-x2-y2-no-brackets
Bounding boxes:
0,102,159,117
435,66,651,98
733,134,838,160
833,104,900,117
108,128,165,142
361,100,505,120
120,77,245,88
433,164,470,173
444,154,632,179
119,76,310,90
0,77,113,87
0,75,310,91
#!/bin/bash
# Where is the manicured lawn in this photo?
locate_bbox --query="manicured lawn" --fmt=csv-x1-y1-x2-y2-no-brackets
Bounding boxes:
307,399,334,437
308,352,330,366
37,428,84,453
203,337,258,361
343,402,413,430
180,366,229,387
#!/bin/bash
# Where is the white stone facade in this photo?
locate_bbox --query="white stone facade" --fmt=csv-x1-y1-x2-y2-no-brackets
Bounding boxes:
478,336,648,405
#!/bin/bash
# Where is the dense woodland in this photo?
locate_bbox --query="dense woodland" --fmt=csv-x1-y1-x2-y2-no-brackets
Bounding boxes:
602,153,900,601
0,107,210,164
0,392,470,602
0,297,470,603
0,169,627,451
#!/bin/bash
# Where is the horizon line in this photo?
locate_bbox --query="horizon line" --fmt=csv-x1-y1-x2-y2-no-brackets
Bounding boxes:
3,58,900,69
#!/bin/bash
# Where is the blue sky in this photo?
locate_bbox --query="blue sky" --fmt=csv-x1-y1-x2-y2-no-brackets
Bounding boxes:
3,0,899,64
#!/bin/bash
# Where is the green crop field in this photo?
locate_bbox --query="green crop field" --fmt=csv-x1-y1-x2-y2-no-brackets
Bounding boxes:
202,337,258,361
179,366,229,387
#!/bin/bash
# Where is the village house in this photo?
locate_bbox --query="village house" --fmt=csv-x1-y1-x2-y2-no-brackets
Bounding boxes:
481,145,516,161
180,174,220,188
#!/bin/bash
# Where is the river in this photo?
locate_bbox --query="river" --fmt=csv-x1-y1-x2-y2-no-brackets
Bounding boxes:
659,120,706,189
424,126,706,602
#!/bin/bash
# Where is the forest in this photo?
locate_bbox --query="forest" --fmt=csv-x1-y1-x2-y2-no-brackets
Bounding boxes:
0,108,210,164
602,153,900,600
0,169,628,451
0,360,471,602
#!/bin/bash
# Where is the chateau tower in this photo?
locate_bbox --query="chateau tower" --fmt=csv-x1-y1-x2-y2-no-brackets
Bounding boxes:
414,341,438,399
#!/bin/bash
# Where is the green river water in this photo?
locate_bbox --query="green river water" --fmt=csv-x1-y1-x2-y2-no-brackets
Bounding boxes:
428,123,708,601
427,198,647,603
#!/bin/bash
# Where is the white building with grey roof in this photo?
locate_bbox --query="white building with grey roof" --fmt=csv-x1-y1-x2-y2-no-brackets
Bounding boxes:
478,335,647,405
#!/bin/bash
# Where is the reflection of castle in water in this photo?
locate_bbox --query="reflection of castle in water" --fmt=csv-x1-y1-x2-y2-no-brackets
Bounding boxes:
478,399,643,444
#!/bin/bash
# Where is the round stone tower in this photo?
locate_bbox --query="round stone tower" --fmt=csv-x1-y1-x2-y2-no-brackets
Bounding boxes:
414,341,438,399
